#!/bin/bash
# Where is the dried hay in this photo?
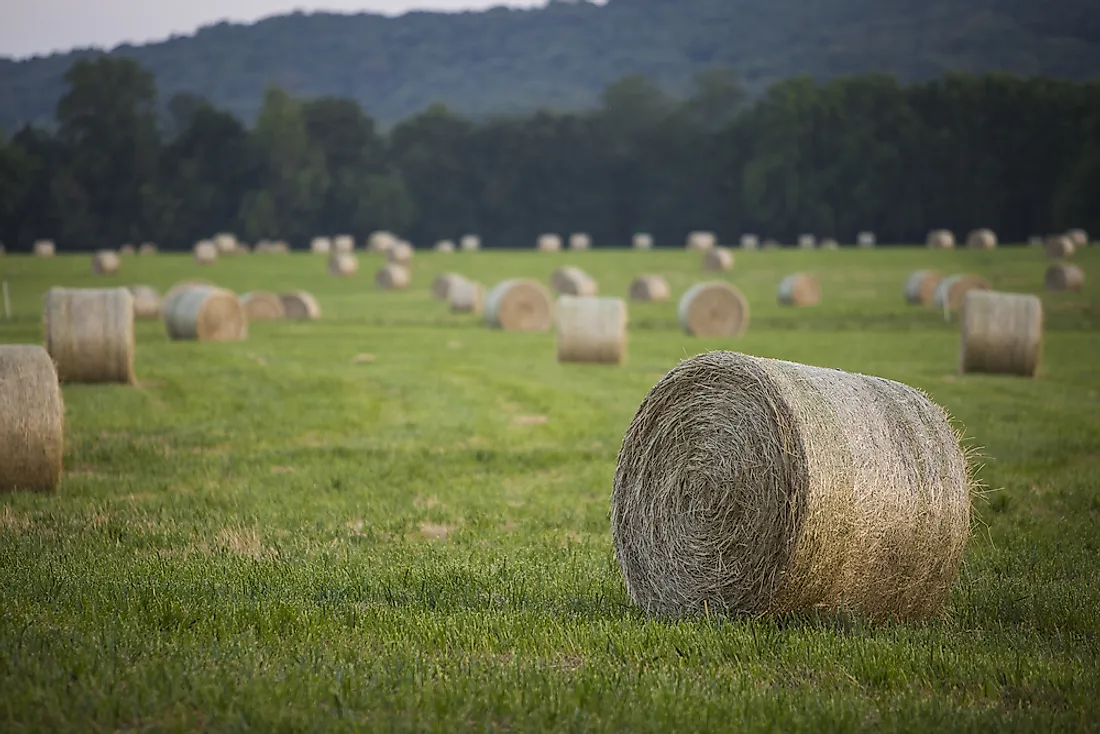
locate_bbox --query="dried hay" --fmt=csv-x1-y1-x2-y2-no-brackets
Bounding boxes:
537,234,562,253
387,242,414,265
376,263,410,290
932,274,991,312
821,238,839,250
1045,263,1084,291
678,283,749,338
368,231,399,253
449,279,485,314
762,239,780,250
164,286,247,341
0,345,63,493
435,240,456,253
960,290,1042,377
127,285,162,319
34,240,56,257
778,273,821,307
686,231,716,251
926,230,956,249
460,235,481,252
569,233,592,251
966,229,998,250
904,270,943,306
333,235,355,253
214,233,238,254
611,350,971,620
311,237,333,254
798,234,816,250
703,247,734,272
556,296,627,365
1066,229,1088,248
280,291,321,320
1045,235,1075,259
43,287,135,383
328,253,359,277
484,279,553,332
138,242,158,255
119,244,136,256
194,240,218,264
163,280,213,315
740,235,759,250
857,232,876,248
551,266,598,296
240,291,285,321
432,273,468,301
629,275,671,302
91,250,120,275
633,233,654,250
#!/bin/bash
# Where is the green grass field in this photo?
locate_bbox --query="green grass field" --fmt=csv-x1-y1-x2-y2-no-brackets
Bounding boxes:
1,246,1098,732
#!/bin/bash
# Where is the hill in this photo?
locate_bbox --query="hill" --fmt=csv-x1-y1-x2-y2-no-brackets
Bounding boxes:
2,0,1100,130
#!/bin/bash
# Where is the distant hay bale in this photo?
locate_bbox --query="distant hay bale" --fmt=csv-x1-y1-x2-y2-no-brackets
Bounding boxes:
703,247,734,271
611,350,971,620
926,230,956,249
91,250,120,275
762,239,780,250
0,345,63,493
194,240,218,264
432,273,468,300
1045,263,1084,291
127,285,162,319
569,233,592,251
333,235,355,253
280,291,321,320
449,279,485,314
213,233,238,254
460,235,481,252
164,286,247,342
904,270,944,306
932,274,991,312
1045,235,1075,259
629,275,671,302
960,291,1042,377
376,263,410,290
240,291,285,321
435,240,456,253
138,242,158,255
1066,229,1088,248
368,231,399,253
821,238,839,250
119,244,136,256
311,236,333,254
234,242,251,254
966,229,998,250
777,273,821,306
484,279,554,332
387,242,414,265
556,296,627,365
797,234,816,250
633,233,653,250
33,240,56,257
1028,236,1044,247
328,253,359,277
858,231,876,248
686,231,716,251
678,283,749,337
537,234,562,253
162,280,212,315
43,287,135,384
551,266,598,296
272,240,291,254
740,234,759,250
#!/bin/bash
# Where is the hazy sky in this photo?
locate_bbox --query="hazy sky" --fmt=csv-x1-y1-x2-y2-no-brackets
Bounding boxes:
2,1,547,59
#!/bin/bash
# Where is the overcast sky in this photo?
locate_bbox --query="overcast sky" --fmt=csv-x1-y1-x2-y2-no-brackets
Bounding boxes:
2,1,548,59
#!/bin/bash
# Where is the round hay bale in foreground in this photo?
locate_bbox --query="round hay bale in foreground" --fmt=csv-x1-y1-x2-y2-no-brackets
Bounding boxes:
678,283,749,338
611,350,971,619
163,280,213,315
311,237,333,254
376,264,410,290
1066,229,1088,248
328,253,359,277
43,287,135,384
926,230,956,249
686,231,716,251
551,266,598,296
164,287,247,342
967,228,998,250
460,235,480,252
556,296,627,365
34,240,56,257
1045,236,1075,259
537,234,562,253
904,270,943,306
569,233,592,251
387,242,414,265
777,273,821,306
703,247,734,272
484,279,553,332
92,250,120,275
0,345,63,493
857,231,876,248
1045,263,1084,291
138,242,157,255
194,241,218,264
932,274,991,312
280,291,321,320
435,240,455,253
449,279,485,314
629,275,671,303
633,233,653,250
240,291,285,321
128,285,162,319
432,273,468,301
960,290,1042,377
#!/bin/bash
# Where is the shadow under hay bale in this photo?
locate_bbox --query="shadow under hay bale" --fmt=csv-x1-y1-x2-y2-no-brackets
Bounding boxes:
376,264,410,290
44,287,135,384
1045,236,1075,259
91,250,120,275
926,230,956,249
556,296,627,365
778,273,820,307
611,350,972,620
904,270,943,306
164,286,247,342
678,283,749,338
966,229,998,250
629,275,671,303
449,279,485,314
484,279,553,332
551,266,598,296
932,275,991,312
960,291,1042,377
703,247,734,272
240,292,285,321
128,285,162,319
0,345,63,493
280,292,321,320
1045,263,1085,291
328,253,359,277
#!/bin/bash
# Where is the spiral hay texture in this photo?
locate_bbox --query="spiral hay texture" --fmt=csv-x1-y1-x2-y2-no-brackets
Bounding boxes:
435,240,456,253
1045,264,1084,291
932,275,991,311
44,288,135,384
678,283,749,338
703,247,733,272
1066,229,1088,248
686,231,716,251
92,251,120,275
280,292,321,320
164,287,247,342
633,233,653,250
611,350,972,620
537,234,562,253
460,235,481,252
629,275,671,302
556,296,627,365
449,279,485,314
960,291,1042,377
240,292,285,321
778,274,821,306
388,242,414,265
484,279,553,332
0,345,64,493
328,253,359,277
194,241,218,264
376,264,410,290
551,266,598,296
128,285,162,319
1045,236,1075,259
904,270,943,306
569,233,592,251
967,229,998,250
432,273,468,301
926,230,956,249
34,240,56,257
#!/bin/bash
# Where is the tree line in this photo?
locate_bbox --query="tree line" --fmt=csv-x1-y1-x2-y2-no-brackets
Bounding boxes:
1,56,1098,252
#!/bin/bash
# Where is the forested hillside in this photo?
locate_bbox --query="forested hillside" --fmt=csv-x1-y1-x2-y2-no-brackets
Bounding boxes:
2,0,1100,131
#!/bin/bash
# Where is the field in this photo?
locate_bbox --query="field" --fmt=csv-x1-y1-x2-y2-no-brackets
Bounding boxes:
1,246,1099,732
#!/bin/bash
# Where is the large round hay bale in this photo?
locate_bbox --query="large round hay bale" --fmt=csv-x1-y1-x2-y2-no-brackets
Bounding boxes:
1066,229,1088,248
678,283,749,338
164,286,247,342
1045,235,1075,259
629,275,671,302
194,240,218,264
1045,263,1084,291
119,244,136,256
932,274,991,311
904,270,944,306
432,273,468,301
926,230,956,249
460,235,481,252
0,345,63,493
138,242,157,255
435,240,455,253
311,237,333,254
328,253,359,277
127,285,162,319
33,240,56,257
333,234,355,253
91,250,120,275
43,287,135,384
960,291,1042,377
633,233,653,250
777,273,821,306
740,234,759,250
484,279,553,332
569,233,592,251
857,231,876,248
240,291,285,321
966,228,998,250
611,350,971,620
280,291,321,320
213,233,237,254
703,247,734,272
376,263,410,290
163,280,212,315
556,296,627,365
797,234,816,250
449,279,485,314
368,231,398,253
551,266,598,296
387,242,414,265
537,234,562,253
686,231,716,251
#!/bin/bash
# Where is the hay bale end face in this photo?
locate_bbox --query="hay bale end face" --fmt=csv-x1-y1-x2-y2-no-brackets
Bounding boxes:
633,233,654,250
537,234,562,253
678,283,749,338
960,291,1042,377
33,240,56,257
432,273,469,301
1045,236,1075,259
1066,229,1088,248
0,345,64,493
164,287,247,342
92,250,121,275
1045,264,1084,291
240,292,285,321
629,275,671,302
551,266,598,296
484,279,554,332
926,230,956,249
280,292,321,320
686,231,716,251
44,287,135,384
777,273,821,306
449,279,485,314
569,233,592,251
703,247,734,272
328,253,359,277
932,274,991,312
194,241,218,264
128,285,162,319
556,296,627,365
966,229,998,250
904,270,943,306
611,350,971,620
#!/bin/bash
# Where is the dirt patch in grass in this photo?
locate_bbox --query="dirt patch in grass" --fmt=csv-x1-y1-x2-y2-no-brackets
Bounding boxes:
216,525,267,559
418,522,454,540
513,415,549,426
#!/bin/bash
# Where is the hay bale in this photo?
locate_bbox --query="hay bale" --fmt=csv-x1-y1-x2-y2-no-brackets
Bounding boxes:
333,234,355,253
821,238,839,250
777,273,821,306
387,242,414,265
328,253,359,277
569,233,592,251
435,240,456,253
271,240,291,254
280,291,321,320
633,233,653,250
240,291,285,321
797,234,816,250
926,230,956,249
43,287,135,383
432,273,468,301
163,280,212,315
138,242,157,255
1028,236,1044,247
611,350,971,620
703,247,734,272
686,231,716,251
119,244,136,256
127,285,162,319
678,283,749,338
376,263,410,290
932,274,991,312
556,296,627,365
1066,229,1088,248
740,234,759,250
164,286,247,341
213,233,237,254
966,228,998,250
629,275,671,302
460,235,481,252
33,240,56,257
857,232,876,248
0,345,63,493
194,240,218,264
1045,235,1075,259
537,234,562,253
1045,263,1084,291
960,291,1042,377
484,279,553,332
449,279,485,314
311,236,333,254
762,239,780,250
904,270,944,305
368,231,398,253
91,250,120,275
551,266,598,296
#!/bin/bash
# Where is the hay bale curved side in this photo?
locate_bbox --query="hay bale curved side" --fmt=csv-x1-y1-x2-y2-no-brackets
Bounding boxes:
1066,229,1088,248
240,292,285,321
311,237,333,254
556,296,627,365
92,251,120,275
460,235,481,252
678,283,749,338
128,285,162,319
368,231,398,253
34,240,56,257
686,231,716,251
926,230,956,249
376,264,410,290
777,273,821,306
0,345,63,493
484,279,554,332
43,288,135,384
569,233,592,251
904,270,943,305
194,241,218,264
387,242,414,265
611,350,971,620
432,273,468,301
537,234,562,253
960,291,1042,377
333,235,355,253
435,240,455,253
280,292,321,320
328,253,359,276
163,280,213,315
703,248,734,272
966,229,998,249
449,280,485,314
1045,264,1085,291
633,233,653,250
551,266,598,296
1045,236,1075,259
164,287,247,342
932,274,991,311
629,275,671,302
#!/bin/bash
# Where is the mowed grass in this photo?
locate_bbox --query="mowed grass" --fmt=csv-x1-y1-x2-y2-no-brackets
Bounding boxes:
1,245,1098,732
